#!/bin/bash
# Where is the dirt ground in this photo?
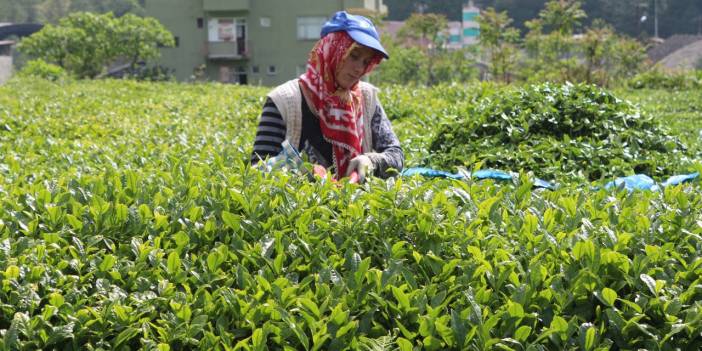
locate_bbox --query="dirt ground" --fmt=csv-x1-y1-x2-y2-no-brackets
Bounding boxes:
660,40,702,70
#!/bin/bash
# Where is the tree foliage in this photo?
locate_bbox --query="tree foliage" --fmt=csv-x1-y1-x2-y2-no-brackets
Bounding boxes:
397,13,448,47
374,14,478,85
520,1,647,86
385,0,702,38
0,0,143,23
17,12,173,79
397,13,451,85
477,8,520,82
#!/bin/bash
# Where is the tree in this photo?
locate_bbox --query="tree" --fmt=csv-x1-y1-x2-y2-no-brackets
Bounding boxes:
477,7,520,82
384,0,464,21
114,13,173,70
0,0,144,23
539,0,587,35
522,0,586,83
581,20,613,84
37,0,72,23
18,12,173,78
388,0,702,38
0,0,42,22
372,39,428,85
398,13,449,85
398,13,448,50
372,30,478,86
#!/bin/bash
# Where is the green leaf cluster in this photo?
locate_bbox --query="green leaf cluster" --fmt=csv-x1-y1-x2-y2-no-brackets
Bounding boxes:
428,82,693,181
0,79,700,350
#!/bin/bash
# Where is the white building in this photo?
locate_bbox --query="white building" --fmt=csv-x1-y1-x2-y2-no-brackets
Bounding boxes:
445,1,481,49
461,1,480,46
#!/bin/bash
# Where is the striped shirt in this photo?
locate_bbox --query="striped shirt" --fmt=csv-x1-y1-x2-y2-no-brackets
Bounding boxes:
251,96,404,178
251,99,287,158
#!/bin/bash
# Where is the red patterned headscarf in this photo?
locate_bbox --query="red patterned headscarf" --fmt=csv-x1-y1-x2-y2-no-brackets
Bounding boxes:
299,31,383,178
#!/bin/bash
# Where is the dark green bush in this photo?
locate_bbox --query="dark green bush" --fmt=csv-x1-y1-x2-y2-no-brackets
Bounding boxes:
428,83,691,181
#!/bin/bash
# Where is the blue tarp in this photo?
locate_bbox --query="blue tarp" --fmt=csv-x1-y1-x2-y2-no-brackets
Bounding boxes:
473,169,513,181
400,167,465,180
661,172,700,187
604,172,700,191
604,174,659,191
401,167,557,190
402,167,700,192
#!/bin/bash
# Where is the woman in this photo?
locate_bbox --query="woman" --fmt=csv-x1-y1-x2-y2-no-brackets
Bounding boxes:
250,11,403,182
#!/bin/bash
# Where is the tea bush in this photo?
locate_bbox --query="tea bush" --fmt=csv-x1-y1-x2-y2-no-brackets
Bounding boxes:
0,78,701,350
428,83,693,181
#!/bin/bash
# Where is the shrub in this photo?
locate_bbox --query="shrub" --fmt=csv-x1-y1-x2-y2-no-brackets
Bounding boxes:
17,59,68,81
628,67,702,90
428,83,690,181
0,79,701,350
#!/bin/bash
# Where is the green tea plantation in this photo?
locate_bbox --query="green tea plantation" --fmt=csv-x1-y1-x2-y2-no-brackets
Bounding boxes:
0,78,701,350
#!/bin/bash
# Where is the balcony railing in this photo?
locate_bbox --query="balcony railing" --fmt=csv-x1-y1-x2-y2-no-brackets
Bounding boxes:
206,40,250,60
203,0,249,11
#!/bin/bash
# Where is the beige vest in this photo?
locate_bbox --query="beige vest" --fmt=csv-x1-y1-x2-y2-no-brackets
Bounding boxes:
267,79,377,153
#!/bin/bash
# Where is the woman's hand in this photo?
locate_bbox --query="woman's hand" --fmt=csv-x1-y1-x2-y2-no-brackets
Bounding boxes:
345,155,373,182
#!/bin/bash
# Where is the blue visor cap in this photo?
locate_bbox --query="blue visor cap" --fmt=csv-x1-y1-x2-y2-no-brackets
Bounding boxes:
321,11,389,59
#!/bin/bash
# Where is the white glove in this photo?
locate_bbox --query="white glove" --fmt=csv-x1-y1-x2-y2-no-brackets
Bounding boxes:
345,154,373,182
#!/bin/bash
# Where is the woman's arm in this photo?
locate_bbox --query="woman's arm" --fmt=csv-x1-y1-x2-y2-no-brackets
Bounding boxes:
250,97,286,164
367,103,404,178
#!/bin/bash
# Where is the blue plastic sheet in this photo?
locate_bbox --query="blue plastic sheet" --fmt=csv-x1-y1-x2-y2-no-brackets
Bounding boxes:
604,174,659,191
534,178,557,190
602,172,700,192
472,169,512,181
400,167,465,180
402,167,700,192
401,167,557,190
661,172,700,187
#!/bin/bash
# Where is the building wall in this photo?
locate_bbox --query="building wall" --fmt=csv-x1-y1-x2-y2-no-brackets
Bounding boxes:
462,3,480,46
146,0,381,86
245,0,340,86
0,56,11,85
146,0,207,81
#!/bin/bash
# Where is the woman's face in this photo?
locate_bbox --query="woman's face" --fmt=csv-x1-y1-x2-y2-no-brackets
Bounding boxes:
335,45,377,90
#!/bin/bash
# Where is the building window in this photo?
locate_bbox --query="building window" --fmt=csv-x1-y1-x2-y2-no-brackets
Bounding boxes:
209,18,247,56
208,18,246,42
252,65,259,73
260,17,271,28
297,16,327,40
267,65,277,75
197,18,203,28
174,36,179,47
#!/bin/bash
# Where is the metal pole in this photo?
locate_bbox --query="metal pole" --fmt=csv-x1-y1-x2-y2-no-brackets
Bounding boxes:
654,0,658,38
